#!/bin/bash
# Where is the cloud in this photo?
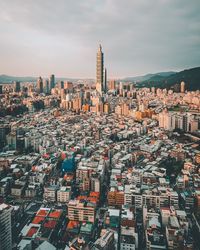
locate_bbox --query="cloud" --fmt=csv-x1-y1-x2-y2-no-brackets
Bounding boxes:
0,0,199,77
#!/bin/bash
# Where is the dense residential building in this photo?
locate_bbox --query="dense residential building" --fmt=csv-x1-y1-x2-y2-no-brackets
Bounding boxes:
0,203,12,250
57,186,72,203
92,229,115,250
68,200,96,223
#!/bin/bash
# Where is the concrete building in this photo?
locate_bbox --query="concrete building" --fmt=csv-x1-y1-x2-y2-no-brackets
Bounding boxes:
43,79,50,94
37,76,43,94
120,226,138,250
49,74,55,90
0,203,12,250
57,186,71,203
68,200,96,223
15,81,21,92
92,229,115,250
180,81,185,93
43,186,58,202
108,80,116,91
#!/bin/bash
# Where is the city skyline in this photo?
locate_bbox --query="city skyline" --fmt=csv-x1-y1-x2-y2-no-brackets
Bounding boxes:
0,0,200,78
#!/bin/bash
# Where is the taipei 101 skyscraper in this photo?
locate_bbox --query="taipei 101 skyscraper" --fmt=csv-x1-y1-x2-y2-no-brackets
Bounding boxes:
96,44,104,94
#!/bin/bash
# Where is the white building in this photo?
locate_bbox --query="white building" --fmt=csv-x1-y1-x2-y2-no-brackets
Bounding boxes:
57,186,71,203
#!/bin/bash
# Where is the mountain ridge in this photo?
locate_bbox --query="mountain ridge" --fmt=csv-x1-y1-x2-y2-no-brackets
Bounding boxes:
123,71,176,82
0,75,80,83
138,66,200,90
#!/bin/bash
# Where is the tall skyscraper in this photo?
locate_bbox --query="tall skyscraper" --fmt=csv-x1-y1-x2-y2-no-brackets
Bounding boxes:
14,81,21,92
0,203,12,250
180,81,185,93
96,44,104,94
37,76,43,93
43,79,50,94
49,74,55,90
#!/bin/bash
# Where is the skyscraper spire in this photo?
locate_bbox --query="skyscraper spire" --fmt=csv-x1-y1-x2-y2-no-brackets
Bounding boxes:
96,44,104,94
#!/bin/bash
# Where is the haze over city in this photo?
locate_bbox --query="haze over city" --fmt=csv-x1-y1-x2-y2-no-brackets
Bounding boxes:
0,0,200,78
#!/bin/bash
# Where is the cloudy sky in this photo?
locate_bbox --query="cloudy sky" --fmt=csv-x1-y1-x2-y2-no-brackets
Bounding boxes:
0,0,200,78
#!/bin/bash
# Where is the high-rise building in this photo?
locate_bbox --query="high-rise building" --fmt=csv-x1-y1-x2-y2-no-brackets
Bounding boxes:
0,203,12,250
96,44,104,94
0,125,10,150
14,81,21,92
108,80,116,91
58,81,64,89
180,81,185,93
37,76,43,93
43,79,50,94
49,74,55,90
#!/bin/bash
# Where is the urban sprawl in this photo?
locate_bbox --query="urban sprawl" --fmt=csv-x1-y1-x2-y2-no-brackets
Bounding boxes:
0,46,200,250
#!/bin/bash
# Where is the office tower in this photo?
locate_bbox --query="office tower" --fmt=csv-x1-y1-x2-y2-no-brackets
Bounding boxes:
43,79,50,94
49,74,55,90
0,125,10,150
180,81,185,93
104,103,110,114
58,81,64,89
96,44,104,94
0,204,12,250
14,81,21,92
37,76,43,93
119,82,124,95
109,80,116,91
104,68,107,93
183,115,188,132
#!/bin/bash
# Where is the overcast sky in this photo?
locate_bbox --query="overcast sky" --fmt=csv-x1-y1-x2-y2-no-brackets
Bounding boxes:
0,0,200,78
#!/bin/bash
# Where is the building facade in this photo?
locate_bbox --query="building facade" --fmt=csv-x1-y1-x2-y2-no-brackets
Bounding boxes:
0,204,12,250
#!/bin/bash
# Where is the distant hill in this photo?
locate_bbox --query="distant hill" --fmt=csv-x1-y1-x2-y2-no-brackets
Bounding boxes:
138,67,200,90
0,75,79,83
0,75,37,83
123,71,176,82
